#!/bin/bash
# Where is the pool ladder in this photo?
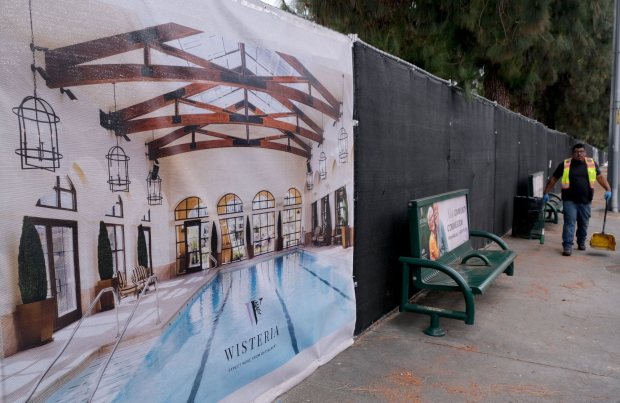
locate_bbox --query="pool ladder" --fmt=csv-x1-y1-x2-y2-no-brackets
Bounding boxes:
25,275,161,402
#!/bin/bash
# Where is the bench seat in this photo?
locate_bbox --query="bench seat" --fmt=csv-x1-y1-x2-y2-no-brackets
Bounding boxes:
418,250,517,294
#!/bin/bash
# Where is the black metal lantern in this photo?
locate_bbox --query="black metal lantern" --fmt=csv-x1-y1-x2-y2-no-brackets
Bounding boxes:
338,126,348,163
319,151,327,180
106,144,130,192
147,164,162,205
13,1,62,171
306,160,313,190
13,96,62,171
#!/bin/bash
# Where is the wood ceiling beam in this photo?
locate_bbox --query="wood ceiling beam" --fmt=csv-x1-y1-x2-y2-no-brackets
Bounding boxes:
122,113,322,143
153,138,309,159
277,51,340,110
45,64,339,119
45,23,201,70
111,83,216,121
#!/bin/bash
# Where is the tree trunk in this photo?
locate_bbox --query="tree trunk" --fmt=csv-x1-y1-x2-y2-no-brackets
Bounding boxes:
483,67,511,109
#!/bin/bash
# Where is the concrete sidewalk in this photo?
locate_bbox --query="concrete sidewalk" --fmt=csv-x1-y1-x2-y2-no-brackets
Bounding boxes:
279,196,620,402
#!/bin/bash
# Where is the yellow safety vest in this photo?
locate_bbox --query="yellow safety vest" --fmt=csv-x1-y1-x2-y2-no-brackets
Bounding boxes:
561,158,596,189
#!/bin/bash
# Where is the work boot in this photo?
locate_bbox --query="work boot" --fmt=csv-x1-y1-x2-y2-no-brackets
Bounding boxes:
577,243,586,251
562,247,572,256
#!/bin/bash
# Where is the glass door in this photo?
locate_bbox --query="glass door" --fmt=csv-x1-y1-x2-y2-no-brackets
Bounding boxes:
184,220,202,273
32,218,81,330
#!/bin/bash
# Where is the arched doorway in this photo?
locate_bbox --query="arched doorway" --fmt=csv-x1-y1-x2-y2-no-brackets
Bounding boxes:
217,193,246,264
252,190,275,256
282,188,302,248
174,197,209,273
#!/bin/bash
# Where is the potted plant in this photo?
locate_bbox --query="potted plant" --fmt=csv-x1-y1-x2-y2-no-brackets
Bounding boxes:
16,216,56,350
245,217,254,259
275,212,283,251
137,224,149,274
210,222,219,267
96,221,115,311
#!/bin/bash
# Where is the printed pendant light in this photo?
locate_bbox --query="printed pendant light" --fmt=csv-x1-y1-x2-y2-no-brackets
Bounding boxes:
306,160,313,190
318,148,327,180
338,126,348,163
106,143,131,192
147,163,163,205
13,0,62,171
106,83,130,192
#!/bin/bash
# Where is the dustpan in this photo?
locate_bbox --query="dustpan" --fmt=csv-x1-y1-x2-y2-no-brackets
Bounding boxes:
590,199,616,251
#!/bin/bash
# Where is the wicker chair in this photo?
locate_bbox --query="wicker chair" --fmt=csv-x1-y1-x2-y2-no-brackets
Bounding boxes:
115,270,137,302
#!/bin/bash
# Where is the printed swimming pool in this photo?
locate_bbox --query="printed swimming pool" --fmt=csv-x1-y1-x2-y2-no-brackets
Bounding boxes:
105,249,355,402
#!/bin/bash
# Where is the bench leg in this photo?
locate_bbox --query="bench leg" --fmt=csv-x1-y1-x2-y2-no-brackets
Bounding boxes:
424,313,446,337
504,263,514,276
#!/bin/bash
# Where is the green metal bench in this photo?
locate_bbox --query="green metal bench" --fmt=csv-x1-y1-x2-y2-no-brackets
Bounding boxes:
399,189,516,336
544,193,562,224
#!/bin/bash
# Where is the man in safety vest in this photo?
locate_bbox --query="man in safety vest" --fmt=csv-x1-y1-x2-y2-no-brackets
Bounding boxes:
543,143,611,256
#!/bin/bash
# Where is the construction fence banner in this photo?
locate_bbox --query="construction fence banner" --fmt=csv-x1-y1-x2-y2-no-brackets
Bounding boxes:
0,1,355,401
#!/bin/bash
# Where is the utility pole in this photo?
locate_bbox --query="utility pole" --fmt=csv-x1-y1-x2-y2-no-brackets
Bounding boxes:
609,0,620,212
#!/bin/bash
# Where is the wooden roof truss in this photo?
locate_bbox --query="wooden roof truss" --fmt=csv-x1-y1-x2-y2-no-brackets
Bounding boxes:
42,23,340,160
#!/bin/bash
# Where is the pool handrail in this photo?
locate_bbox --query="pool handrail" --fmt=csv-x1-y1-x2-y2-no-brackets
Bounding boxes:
25,287,120,403
207,252,217,268
89,274,160,402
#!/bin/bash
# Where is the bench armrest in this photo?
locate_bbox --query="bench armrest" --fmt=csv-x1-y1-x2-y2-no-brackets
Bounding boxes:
399,256,475,325
470,229,509,250
461,252,490,265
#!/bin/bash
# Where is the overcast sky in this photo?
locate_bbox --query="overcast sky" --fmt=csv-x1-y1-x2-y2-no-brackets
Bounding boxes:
260,0,281,6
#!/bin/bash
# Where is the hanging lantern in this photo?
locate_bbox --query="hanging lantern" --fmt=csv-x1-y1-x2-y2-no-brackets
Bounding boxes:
147,164,163,205
106,144,130,192
306,160,314,190
13,1,62,171
338,126,348,163
13,96,62,171
319,151,327,180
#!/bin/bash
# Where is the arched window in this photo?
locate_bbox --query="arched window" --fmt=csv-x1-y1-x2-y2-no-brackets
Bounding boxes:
36,176,76,211
175,196,208,220
252,190,275,210
217,193,245,264
252,191,275,256
174,197,209,273
282,188,302,248
217,193,243,215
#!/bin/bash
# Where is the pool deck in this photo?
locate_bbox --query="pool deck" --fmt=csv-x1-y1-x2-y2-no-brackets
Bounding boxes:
0,246,353,402
279,196,620,402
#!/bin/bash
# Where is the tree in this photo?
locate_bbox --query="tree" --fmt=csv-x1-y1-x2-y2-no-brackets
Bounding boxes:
137,224,149,268
18,217,47,304
98,221,114,280
294,0,612,148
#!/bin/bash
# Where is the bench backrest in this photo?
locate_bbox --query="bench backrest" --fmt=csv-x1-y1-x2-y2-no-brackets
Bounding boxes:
528,171,544,198
408,189,472,264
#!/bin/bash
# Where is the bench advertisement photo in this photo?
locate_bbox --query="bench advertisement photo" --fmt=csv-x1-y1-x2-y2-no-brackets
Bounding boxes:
400,189,517,337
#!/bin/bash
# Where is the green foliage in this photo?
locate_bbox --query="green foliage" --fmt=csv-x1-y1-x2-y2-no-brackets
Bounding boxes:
137,224,148,268
98,221,114,280
18,217,48,304
297,0,613,148
211,222,218,254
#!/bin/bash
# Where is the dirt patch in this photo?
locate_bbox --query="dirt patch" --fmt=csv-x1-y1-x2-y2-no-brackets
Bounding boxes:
424,340,479,353
526,283,550,300
606,265,620,275
349,369,423,402
560,280,592,289
490,384,559,398
434,381,485,401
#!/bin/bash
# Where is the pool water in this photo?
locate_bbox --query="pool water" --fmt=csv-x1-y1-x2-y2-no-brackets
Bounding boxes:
111,249,355,402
